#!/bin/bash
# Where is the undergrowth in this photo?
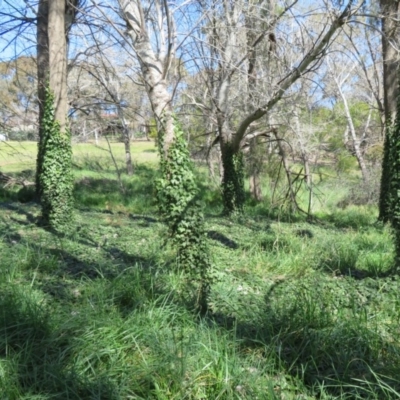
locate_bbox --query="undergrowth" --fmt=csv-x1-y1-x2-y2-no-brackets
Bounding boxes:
0,152,399,399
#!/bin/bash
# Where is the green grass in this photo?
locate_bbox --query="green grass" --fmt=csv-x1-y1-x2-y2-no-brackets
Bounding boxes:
0,140,157,173
0,141,400,399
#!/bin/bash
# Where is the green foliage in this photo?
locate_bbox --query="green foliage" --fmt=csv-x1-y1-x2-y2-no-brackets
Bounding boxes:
38,86,74,232
156,117,212,311
379,121,393,222
148,118,158,140
378,76,400,267
222,143,245,214
388,113,400,265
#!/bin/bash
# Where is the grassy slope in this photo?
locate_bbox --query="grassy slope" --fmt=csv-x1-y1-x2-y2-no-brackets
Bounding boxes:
0,142,399,399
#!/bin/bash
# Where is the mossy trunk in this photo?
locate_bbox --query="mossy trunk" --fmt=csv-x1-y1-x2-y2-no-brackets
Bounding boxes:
221,142,245,214
379,124,393,222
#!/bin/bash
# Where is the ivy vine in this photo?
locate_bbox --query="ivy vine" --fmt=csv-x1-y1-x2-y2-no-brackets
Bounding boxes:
222,143,245,214
156,117,212,312
38,85,74,232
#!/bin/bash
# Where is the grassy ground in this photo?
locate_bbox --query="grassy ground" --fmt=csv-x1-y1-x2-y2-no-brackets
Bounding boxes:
0,142,399,399
0,140,158,173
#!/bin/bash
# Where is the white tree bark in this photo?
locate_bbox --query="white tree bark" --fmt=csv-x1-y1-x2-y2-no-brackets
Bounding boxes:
118,0,176,153
328,57,370,182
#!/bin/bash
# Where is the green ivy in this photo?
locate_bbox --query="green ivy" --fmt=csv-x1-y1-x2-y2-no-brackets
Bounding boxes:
38,86,74,232
156,117,212,312
380,75,400,268
379,118,394,223
222,143,245,214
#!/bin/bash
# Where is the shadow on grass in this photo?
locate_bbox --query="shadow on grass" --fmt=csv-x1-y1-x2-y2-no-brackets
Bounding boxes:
0,202,38,224
210,277,400,398
0,287,119,399
73,164,157,211
0,205,168,306
207,230,239,249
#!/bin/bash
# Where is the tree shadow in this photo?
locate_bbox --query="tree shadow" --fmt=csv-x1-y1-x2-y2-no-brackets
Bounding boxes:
73,165,157,210
0,201,39,223
207,230,239,249
0,204,168,307
0,287,119,399
209,277,400,398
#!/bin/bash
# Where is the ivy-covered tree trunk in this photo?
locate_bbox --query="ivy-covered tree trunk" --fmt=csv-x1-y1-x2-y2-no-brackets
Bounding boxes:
157,118,212,313
221,142,245,214
39,87,74,231
379,125,393,223
379,0,400,221
36,0,74,230
36,0,78,198
36,0,50,198
388,79,400,267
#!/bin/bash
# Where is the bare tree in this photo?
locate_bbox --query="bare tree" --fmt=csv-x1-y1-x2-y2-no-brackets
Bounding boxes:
326,55,370,182
188,0,364,213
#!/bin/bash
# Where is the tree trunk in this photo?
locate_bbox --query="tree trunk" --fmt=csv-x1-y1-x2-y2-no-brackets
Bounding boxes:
118,108,133,175
221,141,245,214
118,0,175,154
293,109,312,187
248,137,263,201
36,0,50,198
123,130,133,175
48,0,68,130
338,86,370,182
37,0,74,230
379,0,400,221
388,77,400,266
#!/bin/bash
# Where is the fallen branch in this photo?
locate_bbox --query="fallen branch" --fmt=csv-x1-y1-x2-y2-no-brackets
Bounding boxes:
0,172,35,188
